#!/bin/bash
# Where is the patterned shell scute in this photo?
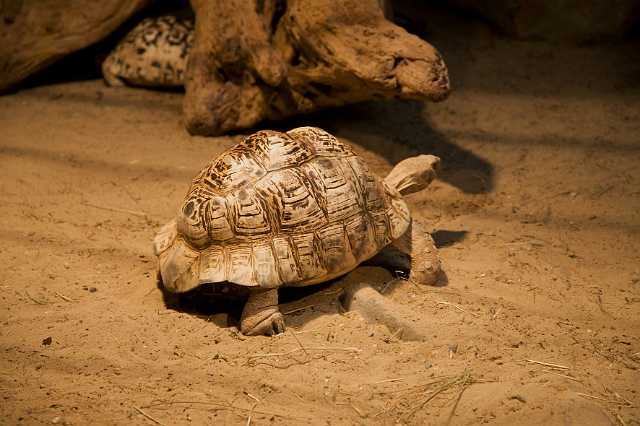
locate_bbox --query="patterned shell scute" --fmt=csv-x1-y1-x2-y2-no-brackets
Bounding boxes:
177,187,215,247
197,145,268,194
258,168,327,233
168,127,411,292
286,127,355,157
301,158,362,222
241,130,314,170
230,189,272,237
102,16,194,87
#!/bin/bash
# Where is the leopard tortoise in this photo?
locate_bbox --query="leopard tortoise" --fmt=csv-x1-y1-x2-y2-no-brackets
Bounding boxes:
153,127,441,336
102,15,193,87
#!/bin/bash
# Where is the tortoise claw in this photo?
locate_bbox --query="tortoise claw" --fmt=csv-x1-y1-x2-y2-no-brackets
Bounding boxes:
242,311,285,336
240,289,285,336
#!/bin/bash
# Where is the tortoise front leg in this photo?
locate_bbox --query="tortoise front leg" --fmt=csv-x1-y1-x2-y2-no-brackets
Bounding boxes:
240,288,285,336
391,220,441,285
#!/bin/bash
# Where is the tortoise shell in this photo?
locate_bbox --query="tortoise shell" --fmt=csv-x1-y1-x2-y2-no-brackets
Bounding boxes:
102,15,193,87
154,127,411,293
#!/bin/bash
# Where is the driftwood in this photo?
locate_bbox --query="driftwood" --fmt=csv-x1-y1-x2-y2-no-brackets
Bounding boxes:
184,0,450,136
0,0,151,93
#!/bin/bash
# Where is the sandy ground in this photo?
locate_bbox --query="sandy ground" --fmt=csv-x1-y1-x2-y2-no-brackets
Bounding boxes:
1,20,639,426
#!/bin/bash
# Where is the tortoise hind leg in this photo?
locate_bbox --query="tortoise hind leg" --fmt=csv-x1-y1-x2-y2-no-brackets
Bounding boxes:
390,220,441,285
240,288,285,336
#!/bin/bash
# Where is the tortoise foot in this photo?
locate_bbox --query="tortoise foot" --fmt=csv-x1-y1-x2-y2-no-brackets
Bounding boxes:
241,310,285,336
409,260,441,286
240,289,285,336
390,220,442,286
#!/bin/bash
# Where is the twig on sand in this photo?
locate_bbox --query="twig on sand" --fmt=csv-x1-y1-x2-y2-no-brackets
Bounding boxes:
54,291,76,303
543,370,581,382
248,346,361,359
525,359,570,370
435,301,479,317
243,391,261,404
350,402,366,418
246,402,258,426
133,406,164,425
291,390,306,402
389,328,404,341
82,201,148,218
142,400,303,420
370,378,405,385
617,413,628,426
403,370,474,421
24,290,47,305
373,370,477,420
445,380,470,425
289,330,309,357
246,345,360,369
282,304,317,315
577,393,634,406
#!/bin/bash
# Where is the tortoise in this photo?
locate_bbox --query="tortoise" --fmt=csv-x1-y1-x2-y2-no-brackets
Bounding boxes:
102,15,193,87
153,127,441,336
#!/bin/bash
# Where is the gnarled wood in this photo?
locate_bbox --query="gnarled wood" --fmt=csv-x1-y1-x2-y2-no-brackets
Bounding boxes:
0,0,151,93
184,0,450,136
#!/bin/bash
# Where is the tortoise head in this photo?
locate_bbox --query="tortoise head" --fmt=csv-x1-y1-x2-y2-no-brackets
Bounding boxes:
383,155,440,196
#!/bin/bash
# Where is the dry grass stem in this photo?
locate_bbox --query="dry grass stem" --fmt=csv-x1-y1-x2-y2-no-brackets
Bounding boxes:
350,402,366,418
24,290,47,305
282,305,317,315
373,377,450,396
54,291,76,302
373,370,477,420
446,381,470,425
613,392,634,406
248,346,361,359
252,356,322,369
289,330,309,357
142,400,301,420
246,402,258,426
544,370,581,382
525,359,570,370
371,378,405,385
435,301,479,317
243,391,261,403
133,406,164,425
82,201,149,218
404,371,474,421
576,393,634,406
390,328,404,340
616,413,628,426
291,390,305,402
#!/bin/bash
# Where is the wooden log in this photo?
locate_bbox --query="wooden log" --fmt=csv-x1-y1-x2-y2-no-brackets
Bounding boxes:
184,0,450,135
0,0,151,93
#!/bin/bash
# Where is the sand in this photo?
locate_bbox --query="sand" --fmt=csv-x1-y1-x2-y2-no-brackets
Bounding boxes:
1,24,639,425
